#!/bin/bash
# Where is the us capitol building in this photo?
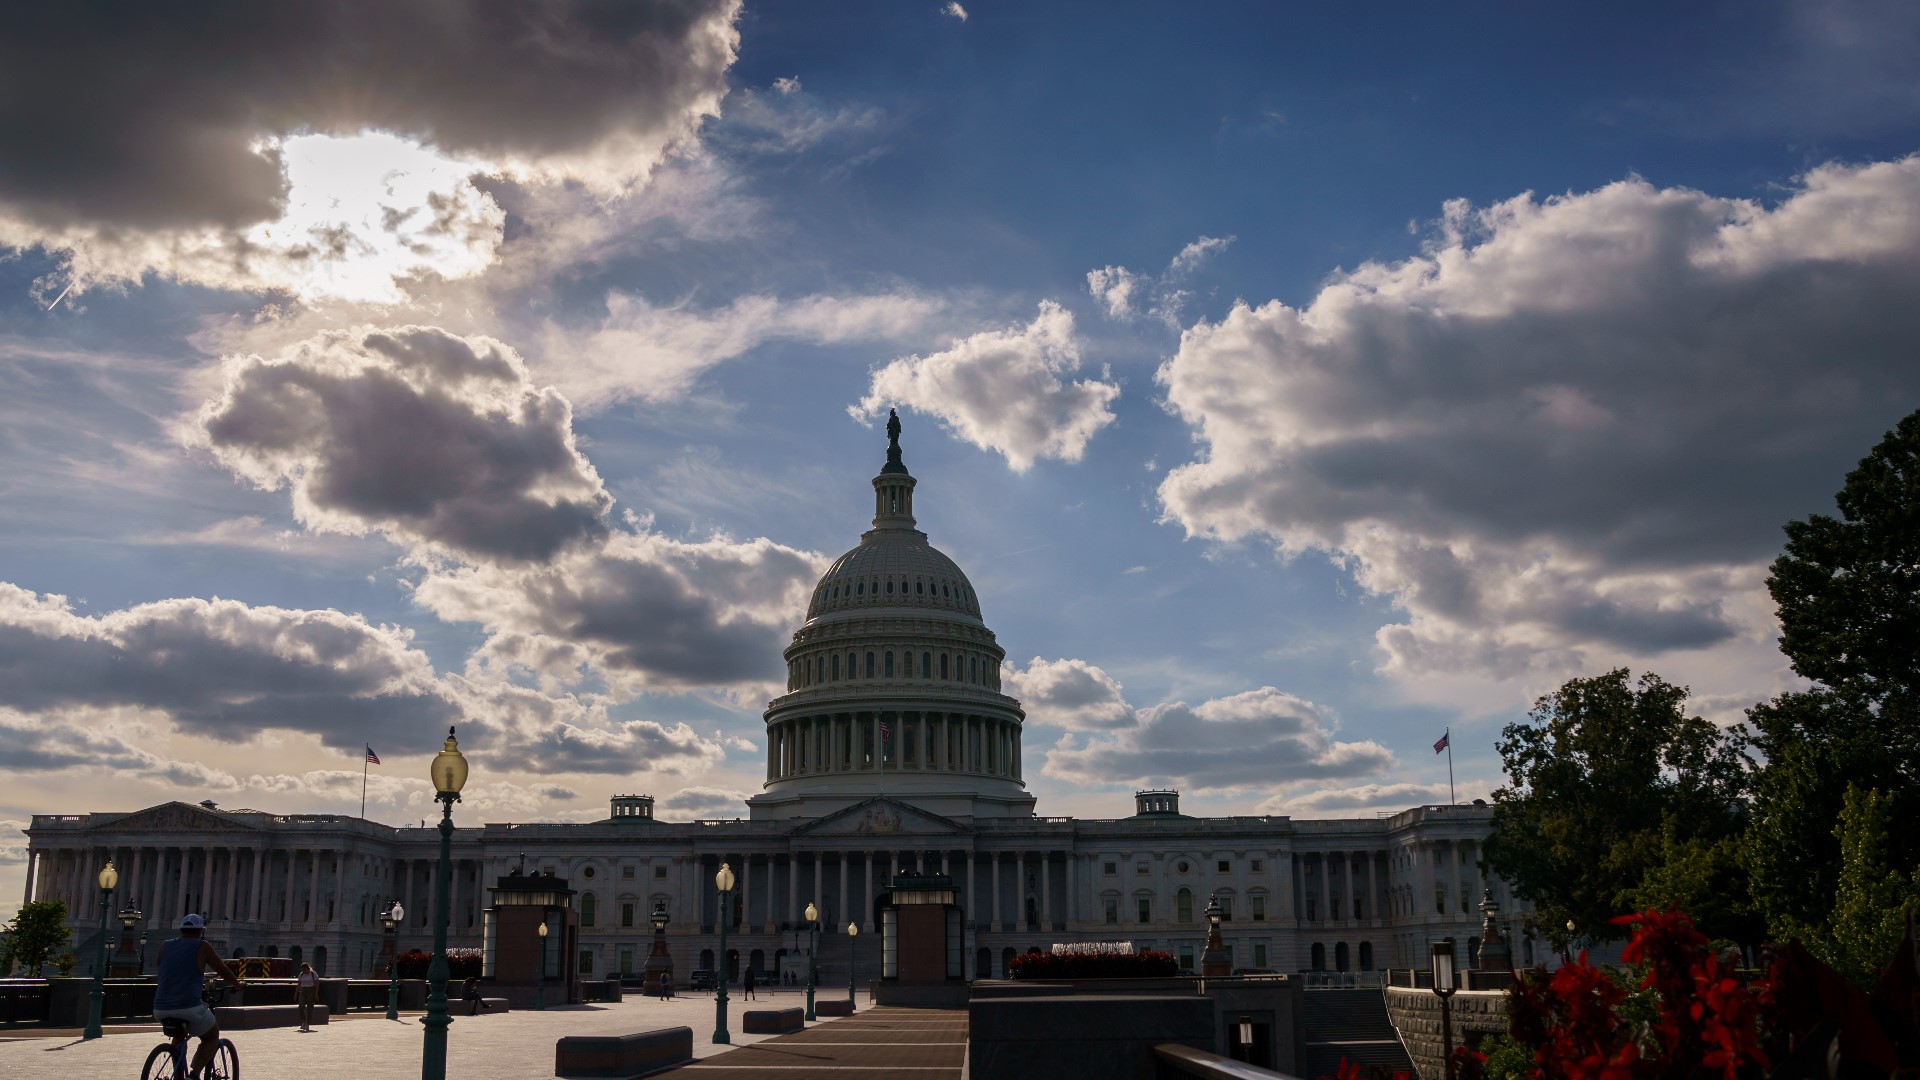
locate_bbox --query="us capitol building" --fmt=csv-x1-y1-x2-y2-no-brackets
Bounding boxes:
24,418,1531,982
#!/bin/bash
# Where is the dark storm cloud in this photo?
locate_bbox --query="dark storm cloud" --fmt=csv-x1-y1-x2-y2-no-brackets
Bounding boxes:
0,0,742,231
0,584,453,752
196,326,611,563
1157,157,1920,676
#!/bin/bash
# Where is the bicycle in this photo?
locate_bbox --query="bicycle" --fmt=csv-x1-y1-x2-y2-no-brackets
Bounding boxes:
142,981,239,1080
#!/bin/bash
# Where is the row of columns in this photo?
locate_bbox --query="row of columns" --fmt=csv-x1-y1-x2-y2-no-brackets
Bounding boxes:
1388,836,1486,919
1294,850,1390,924
768,711,1022,781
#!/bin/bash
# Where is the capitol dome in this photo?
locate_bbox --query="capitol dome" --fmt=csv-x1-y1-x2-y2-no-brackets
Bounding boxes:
748,412,1033,821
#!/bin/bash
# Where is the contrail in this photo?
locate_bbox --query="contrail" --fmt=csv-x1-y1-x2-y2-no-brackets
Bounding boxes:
44,281,73,311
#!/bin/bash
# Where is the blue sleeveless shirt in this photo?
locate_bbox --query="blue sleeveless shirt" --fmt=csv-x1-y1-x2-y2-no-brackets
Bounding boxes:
154,937,206,1009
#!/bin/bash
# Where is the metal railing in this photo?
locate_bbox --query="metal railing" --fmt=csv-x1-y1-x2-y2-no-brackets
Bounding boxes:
1153,1044,1300,1079
1299,970,1383,989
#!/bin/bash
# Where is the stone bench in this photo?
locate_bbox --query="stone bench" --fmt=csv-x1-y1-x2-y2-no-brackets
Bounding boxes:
555,1026,693,1079
741,1007,805,1034
212,1004,328,1029
459,997,511,1015
813,998,854,1016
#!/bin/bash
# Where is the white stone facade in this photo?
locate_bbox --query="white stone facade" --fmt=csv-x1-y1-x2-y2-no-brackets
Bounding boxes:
23,427,1536,980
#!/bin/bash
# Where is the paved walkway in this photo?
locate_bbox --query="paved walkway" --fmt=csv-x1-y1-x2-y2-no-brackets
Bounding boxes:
663,1007,967,1079
0,989,876,1079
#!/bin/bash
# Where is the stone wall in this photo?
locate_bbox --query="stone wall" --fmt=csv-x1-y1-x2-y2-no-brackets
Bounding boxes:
1383,986,1508,1080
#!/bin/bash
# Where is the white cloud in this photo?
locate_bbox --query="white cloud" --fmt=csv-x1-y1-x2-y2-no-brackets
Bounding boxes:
1155,156,1920,694
1086,266,1143,319
943,2,970,22
1086,235,1234,326
542,290,945,410
1045,685,1395,790
852,301,1120,471
660,785,753,817
773,76,803,95
1003,657,1137,730
1258,780,1469,817
1167,235,1235,275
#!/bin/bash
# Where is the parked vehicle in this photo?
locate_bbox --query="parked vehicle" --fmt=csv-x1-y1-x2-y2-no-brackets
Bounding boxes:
689,969,716,991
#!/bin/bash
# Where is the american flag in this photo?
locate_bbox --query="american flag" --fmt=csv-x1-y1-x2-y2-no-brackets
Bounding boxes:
1432,732,1448,755
365,746,381,765
880,722,892,743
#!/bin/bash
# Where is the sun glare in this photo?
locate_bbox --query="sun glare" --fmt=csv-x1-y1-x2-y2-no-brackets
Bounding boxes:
246,131,505,303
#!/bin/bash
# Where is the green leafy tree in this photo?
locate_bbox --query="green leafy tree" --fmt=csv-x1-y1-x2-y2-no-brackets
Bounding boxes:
0,929,14,976
1621,823,1765,951
1485,670,1750,950
1804,785,1918,984
1,900,70,975
1746,410,1920,937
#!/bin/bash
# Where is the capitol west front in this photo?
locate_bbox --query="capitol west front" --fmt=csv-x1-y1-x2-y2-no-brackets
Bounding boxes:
24,424,1532,981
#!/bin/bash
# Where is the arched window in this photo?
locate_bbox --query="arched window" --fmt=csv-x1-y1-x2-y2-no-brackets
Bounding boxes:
921,652,931,678
1310,943,1326,971
884,651,895,677
866,652,875,678
1176,887,1194,923
1359,942,1374,970
969,655,978,683
916,581,924,594
848,651,857,677
832,654,841,680
1335,942,1350,971
940,654,950,679
581,892,597,928
886,580,894,594
856,581,864,595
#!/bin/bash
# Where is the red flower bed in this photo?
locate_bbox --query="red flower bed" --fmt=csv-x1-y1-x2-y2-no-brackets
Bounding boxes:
1005,948,1179,980
395,948,483,980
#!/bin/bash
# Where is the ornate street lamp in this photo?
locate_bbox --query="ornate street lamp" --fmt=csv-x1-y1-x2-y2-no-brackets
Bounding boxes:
421,727,469,1080
138,930,150,976
1200,893,1230,977
113,903,142,977
536,919,550,1010
643,901,673,994
1431,941,1458,1080
846,920,859,1005
83,861,119,1040
713,862,735,1044
803,902,819,1021
382,900,405,1020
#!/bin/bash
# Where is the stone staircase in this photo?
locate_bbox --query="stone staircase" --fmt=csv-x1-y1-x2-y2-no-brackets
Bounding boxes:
1297,988,1415,1079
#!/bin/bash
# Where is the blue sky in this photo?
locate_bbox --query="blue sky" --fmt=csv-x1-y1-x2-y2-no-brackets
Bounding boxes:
3,0,1919,916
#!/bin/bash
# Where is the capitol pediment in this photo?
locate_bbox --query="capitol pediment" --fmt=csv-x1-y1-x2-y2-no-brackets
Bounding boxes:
794,797,970,837
91,801,265,835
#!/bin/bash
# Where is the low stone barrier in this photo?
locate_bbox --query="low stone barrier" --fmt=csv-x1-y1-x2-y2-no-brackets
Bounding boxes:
1382,987,1507,1080
741,1006,805,1034
458,996,511,1015
971,994,1216,1080
554,1026,693,1079
213,1003,328,1029
814,998,854,1016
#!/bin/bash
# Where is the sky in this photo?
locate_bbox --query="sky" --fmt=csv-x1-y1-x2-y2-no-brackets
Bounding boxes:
3,0,1920,919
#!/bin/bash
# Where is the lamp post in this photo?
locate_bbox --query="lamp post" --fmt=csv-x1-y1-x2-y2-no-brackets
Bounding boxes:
1564,917,1576,966
803,902,818,1021
846,921,859,1005
1201,893,1231,977
83,862,119,1040
536,919,550,1010
113,904,142,977
138,931,150,976
383,900,405,1021
420,727,469,1080
713,862,734,1044
1431,941,1458,1080
644,901,672,995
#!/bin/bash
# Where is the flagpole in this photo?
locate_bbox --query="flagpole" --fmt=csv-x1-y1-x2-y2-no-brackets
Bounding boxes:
1446,727,1456,805
361,753,369,820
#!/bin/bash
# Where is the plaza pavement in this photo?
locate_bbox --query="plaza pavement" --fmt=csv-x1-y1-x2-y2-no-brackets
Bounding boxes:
0,985,878,1079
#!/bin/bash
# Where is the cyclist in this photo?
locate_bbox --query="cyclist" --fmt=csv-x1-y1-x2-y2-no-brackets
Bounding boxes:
151,915,241,1079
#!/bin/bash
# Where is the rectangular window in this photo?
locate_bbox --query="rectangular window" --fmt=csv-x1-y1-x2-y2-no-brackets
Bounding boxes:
623,866,636,879
1435,889,1446,915
1136,861,1150,876
1252,896,1266,921
1178,945,1194,970
1254,943,1268,967
1217,860,1231,874
622,903,635,928
579,950,594,975
1104,861,1117,875
1104,898,1118,924
1219,895,1232,919
1251,859,1263,873
655,866,668,879
1137,898,1152,923
619,946,635,974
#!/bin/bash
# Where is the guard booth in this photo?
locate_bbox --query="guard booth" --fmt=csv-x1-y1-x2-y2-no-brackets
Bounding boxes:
872,871,967,1007
481,869,580,1008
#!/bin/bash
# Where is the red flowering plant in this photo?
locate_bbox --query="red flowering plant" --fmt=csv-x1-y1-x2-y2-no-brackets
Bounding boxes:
1504,908,1769,1080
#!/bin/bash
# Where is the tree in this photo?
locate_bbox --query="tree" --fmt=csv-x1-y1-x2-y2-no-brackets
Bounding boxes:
1808,785,1917,984
1485,670,1750,949
1747,409,1920,939
2,900,71,975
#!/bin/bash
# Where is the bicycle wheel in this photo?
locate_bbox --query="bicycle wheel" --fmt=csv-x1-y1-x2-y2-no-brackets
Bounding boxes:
140,1042,182,1080
209,1038,240,1080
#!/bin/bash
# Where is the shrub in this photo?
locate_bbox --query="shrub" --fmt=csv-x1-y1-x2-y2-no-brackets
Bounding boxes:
395,948,483,980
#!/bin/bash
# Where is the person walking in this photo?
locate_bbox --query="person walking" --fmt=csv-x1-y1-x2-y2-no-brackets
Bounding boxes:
296,962,319,1031
743,964,756,1001
658,970,674,1000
